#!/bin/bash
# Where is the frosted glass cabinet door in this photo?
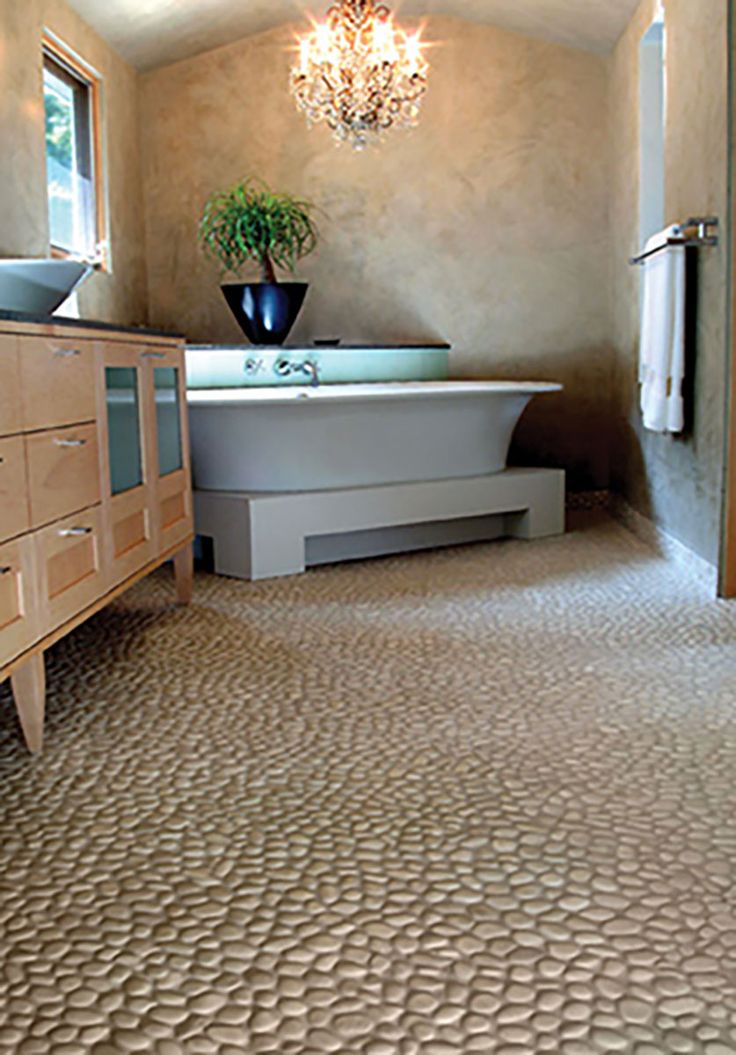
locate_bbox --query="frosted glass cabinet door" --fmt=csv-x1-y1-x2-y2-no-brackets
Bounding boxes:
154,366,184,478
105,366,143,495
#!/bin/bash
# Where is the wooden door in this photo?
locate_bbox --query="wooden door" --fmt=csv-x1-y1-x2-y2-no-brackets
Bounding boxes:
721,387,736,596
721,70,736,598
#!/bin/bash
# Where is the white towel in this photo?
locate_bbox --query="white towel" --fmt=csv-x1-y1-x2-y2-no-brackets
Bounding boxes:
638,224,686,434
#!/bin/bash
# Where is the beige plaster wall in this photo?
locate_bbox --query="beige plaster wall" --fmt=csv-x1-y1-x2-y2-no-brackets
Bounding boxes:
141,18,613,489
610,0,729,564
0,0,148,325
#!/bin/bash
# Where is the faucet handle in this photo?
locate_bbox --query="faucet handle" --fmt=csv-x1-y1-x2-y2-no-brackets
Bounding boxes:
244,356,264,376
274,358,293,377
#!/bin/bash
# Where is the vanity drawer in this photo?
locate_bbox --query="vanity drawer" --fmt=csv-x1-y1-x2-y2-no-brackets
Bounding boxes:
0,335,22,437
26,424,100,530
0,436,31,543
20,336,96,431
0,537,39,668
34,506,105,637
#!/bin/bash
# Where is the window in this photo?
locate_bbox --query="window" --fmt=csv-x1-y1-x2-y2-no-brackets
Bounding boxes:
639,14,666,245
43,36,105,263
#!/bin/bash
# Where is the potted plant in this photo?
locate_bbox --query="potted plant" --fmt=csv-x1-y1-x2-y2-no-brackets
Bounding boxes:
199,177,319,345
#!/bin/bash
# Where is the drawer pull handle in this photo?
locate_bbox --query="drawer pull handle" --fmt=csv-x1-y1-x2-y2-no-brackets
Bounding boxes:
58,527,93,538
141,351,166,360
0,566,11,576
53,438,87,448
53,348,82,359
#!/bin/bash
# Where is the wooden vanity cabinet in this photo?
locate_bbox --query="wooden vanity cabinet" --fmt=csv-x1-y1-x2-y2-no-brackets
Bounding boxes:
0,320,194,753
0,436,31,541
26,423,101,530
0,337,22,437
35,506,106,637
0,537,39,662
19,336,96,431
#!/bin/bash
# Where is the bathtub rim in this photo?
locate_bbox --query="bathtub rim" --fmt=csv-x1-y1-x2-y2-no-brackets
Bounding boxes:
186,380,563,408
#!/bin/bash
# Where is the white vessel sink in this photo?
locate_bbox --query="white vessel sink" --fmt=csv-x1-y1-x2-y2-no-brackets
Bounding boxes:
0,258,93,316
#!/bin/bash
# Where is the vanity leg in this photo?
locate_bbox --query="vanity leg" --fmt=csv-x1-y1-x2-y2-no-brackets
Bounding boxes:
174,543,194,605
11,653,46,754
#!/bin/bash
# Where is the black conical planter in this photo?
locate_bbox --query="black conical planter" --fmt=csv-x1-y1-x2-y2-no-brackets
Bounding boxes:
222,282,308,346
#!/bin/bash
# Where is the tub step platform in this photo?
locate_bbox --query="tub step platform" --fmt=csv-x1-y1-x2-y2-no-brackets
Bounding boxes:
194,468,565,581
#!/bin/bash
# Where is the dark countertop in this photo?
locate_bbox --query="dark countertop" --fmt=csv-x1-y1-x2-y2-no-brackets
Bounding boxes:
187,342,452,351
0,308,182,340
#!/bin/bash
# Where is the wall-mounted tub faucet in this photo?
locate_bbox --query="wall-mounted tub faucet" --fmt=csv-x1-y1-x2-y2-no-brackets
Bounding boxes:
274,358,320,388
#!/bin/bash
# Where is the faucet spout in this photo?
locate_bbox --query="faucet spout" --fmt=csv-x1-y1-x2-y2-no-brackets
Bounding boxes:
302,360,320,388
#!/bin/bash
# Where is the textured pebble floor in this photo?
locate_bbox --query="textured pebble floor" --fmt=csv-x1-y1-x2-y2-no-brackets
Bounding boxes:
1,517,736,1055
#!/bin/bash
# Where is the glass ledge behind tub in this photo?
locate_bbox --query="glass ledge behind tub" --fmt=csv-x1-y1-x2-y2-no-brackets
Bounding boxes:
185,344,451,389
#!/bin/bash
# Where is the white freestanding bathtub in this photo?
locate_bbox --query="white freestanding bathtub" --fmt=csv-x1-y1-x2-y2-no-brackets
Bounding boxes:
187,381,566,580
187,381,561,493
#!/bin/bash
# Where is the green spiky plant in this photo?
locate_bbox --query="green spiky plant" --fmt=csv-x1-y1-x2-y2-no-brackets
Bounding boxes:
198,178,319,284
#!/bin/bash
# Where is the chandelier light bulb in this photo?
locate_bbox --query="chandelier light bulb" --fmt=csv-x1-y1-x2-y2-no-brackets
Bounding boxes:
373,18,396,61
290,0,430,149
315,22,333,59
404,33,422,73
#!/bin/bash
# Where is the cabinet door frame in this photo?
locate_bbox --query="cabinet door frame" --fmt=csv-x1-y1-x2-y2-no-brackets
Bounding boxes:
0,536,40,665
0,334,22,438
0,435,31,544
96,341,158,588
141,346,193,555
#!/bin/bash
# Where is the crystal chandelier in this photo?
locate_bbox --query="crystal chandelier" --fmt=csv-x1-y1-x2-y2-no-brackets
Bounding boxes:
290,0,429,149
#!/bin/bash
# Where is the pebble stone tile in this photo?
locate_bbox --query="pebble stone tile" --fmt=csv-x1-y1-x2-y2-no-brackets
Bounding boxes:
1,518,736,1054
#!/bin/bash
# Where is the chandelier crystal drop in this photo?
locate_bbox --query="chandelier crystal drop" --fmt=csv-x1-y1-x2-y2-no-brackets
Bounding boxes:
290,0,429,149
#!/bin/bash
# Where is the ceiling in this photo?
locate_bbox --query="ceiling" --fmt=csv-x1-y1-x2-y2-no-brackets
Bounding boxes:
66,0,641,73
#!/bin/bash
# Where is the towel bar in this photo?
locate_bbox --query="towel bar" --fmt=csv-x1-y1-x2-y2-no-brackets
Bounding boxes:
629,216,719,266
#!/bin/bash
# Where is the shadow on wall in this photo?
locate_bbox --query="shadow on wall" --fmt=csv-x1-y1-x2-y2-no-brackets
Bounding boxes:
295,271,450,347
608,247,704,528
459,344,617,494
681,249,699,437
612,417,655,523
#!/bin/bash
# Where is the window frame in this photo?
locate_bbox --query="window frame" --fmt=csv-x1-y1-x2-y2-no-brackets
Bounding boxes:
42,32,108,271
